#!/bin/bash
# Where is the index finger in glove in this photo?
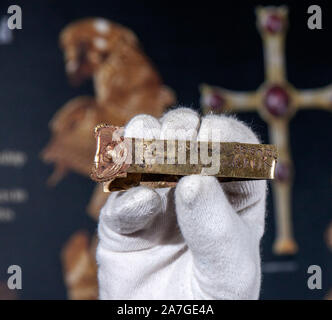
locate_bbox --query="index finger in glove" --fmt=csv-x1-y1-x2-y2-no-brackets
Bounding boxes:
98,114,164,251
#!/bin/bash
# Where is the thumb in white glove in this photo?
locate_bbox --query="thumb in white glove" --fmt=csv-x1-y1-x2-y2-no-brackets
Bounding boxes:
96,107,266,300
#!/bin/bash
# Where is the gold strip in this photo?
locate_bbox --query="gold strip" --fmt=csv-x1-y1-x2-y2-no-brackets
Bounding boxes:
91,125,278,192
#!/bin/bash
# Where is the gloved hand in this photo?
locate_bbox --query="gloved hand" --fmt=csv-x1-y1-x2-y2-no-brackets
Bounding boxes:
97,107,266,300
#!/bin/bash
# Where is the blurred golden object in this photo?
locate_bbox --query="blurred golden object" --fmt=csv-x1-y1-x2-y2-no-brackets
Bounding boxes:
91,124,278,192
200,6,332,255
86,183,110,221
325,288,332,300
0,281,18,300
41,18,175,215
325,221,332,252
41,18,176,300
61,231,98,300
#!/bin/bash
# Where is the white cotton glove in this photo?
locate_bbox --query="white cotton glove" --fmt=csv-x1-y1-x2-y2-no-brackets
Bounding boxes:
96,107,267,300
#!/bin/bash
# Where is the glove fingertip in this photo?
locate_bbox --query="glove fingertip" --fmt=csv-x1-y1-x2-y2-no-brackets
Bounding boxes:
100,187,162,234
125,114,161,139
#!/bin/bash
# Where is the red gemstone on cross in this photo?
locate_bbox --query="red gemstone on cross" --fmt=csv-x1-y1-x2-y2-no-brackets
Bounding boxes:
275,162,292,182
264,85,290,117
263,13,283,34
204,92,225,112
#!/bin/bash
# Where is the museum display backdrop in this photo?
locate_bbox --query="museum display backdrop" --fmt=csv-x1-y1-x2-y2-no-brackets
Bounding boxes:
0,0,331,299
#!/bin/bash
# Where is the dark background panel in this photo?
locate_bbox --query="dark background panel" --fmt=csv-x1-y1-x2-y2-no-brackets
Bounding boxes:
0,0,331,299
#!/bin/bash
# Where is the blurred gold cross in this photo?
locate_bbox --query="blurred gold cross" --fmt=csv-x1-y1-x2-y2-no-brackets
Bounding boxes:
200,6,332,254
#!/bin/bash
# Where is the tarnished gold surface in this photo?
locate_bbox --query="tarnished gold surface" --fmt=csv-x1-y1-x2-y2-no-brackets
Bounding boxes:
91,125,278,192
